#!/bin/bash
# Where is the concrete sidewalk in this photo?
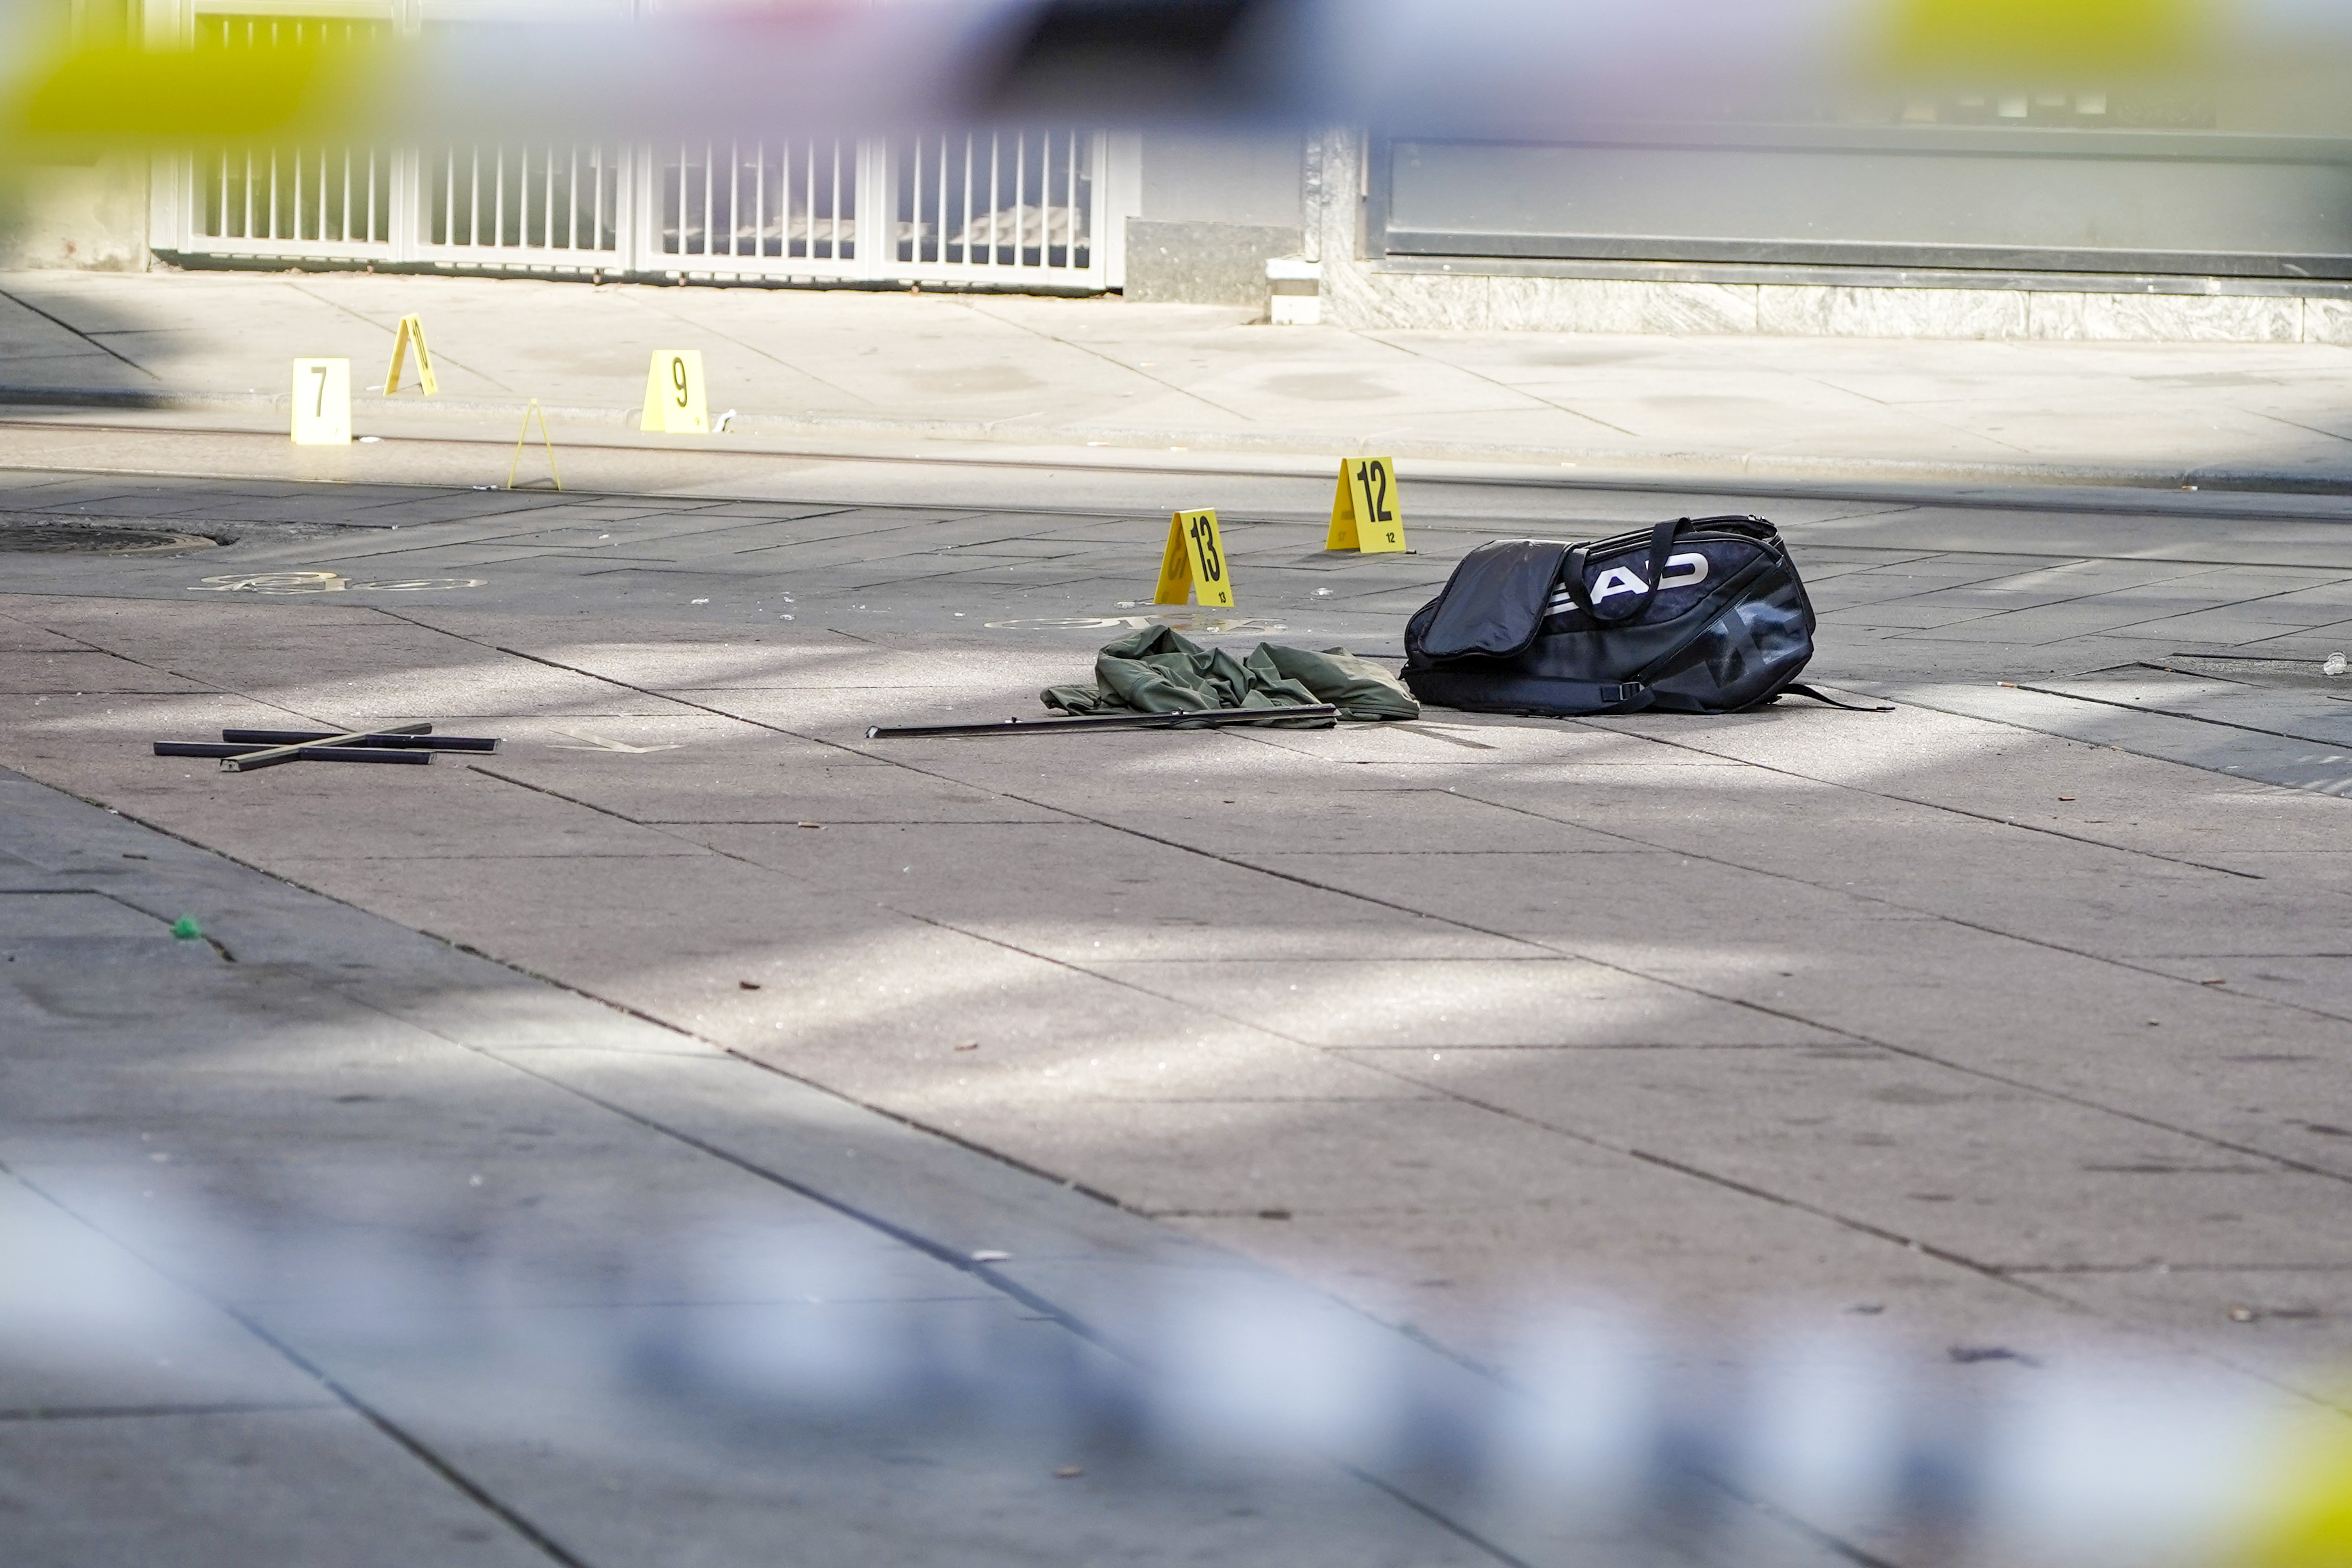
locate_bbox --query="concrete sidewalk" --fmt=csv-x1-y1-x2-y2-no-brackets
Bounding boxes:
6,269,2352,492
5,451,2352,1560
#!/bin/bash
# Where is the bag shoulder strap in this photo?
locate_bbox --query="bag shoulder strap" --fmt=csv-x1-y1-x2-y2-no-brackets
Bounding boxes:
1779,682,1894,712
1559,519,1682,625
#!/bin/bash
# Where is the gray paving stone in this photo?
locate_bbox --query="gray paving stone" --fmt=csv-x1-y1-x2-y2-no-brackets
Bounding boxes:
0,1409,555,1568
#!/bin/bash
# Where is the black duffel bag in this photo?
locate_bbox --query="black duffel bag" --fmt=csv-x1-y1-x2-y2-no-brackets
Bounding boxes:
1403,515,1866,716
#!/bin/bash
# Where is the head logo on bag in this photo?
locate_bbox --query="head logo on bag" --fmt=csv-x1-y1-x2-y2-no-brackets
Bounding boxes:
1549,551,1709,614
1403,515,1849,716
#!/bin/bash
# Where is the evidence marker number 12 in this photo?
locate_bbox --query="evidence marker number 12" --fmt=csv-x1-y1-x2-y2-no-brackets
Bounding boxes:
1327,455,1406,553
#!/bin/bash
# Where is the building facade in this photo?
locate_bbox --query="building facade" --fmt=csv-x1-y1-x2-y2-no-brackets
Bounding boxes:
14,1,2352,344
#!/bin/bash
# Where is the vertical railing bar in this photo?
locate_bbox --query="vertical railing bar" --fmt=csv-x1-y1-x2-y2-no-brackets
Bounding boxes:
920,136,932,264
701,141,713,258
829,139,842,262
961,132,974,267
753,142,766,260
909,138,920,264
909,136,923,264
269,20,283,239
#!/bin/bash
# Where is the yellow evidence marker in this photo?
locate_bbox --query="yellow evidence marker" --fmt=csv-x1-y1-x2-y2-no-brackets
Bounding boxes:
640,349,709,434
1154,508,1235,608
381,314,438,395
290,358,351,445
507,400,563,491
1326,455,1406,552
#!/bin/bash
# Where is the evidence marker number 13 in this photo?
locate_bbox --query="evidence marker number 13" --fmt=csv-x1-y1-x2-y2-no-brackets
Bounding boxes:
291,358,352,446
1155,507,1234,608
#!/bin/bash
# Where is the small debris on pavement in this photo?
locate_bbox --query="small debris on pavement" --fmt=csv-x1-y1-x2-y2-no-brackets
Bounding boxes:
1847,1304,1885,1315
2324,651,2347,676
1948,1346,2039,1366
2058,796,2075,802
954,1042,979,1051
971,1249,1013,1263
170,916,203,941
1257,1208,1292,1221
739,980,762,990
2227,1305,2258,1322
1054,1466,1084,1479
797,821,823,829
2201,977,2226,985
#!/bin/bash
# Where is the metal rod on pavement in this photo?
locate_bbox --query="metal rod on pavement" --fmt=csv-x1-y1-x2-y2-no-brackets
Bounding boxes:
866,704,1340,739
217,722,433,772
157,742,435,765
218,729,499,752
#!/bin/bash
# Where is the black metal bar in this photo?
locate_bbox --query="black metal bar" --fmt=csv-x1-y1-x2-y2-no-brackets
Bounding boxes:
866,705,1340,739
220,721,431,772
218,729,499,751
157,742,435,764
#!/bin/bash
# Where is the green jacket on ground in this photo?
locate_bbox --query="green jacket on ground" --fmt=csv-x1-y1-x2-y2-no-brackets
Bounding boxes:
1041,627,1419,723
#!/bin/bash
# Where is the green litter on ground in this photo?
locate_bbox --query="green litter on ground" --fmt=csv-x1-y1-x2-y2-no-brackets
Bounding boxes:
171,916,203,941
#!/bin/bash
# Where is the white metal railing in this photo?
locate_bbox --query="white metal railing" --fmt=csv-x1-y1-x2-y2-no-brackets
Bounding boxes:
423,144,625,261
191,14,396,256
895,128,1097,283
201,144,396,250
168,117,1108,286
659,139,864,277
